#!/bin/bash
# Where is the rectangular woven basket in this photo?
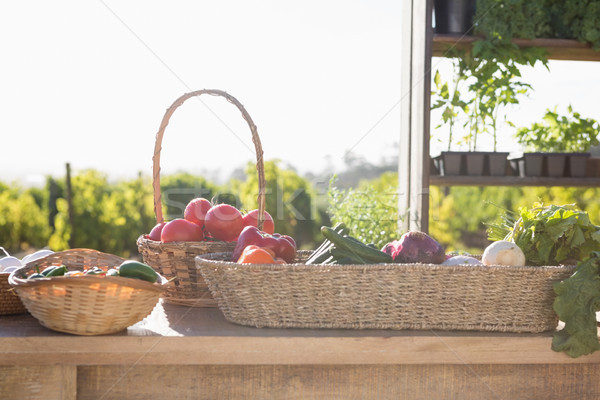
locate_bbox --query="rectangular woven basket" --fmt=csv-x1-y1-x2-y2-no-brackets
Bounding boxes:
196,251,576,333
136,89,268,308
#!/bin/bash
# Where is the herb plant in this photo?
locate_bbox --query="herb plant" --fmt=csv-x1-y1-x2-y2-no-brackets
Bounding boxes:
327,175,400,249
515,105,600,153
431,49,470,152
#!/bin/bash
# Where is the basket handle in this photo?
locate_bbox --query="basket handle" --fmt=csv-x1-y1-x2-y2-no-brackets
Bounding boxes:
152,89,266,230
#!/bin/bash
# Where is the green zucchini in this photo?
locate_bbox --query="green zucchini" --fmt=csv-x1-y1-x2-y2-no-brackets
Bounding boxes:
306,223,349,264
328,247,366,264
321,226,392,263
306,242,335,264
41,266,59,276
118,261,159,283
45,265,67,277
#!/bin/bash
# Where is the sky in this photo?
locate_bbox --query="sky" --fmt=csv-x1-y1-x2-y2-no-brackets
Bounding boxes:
1,1,599,187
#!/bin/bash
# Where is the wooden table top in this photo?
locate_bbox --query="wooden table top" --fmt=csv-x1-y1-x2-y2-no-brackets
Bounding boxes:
2,300,599,366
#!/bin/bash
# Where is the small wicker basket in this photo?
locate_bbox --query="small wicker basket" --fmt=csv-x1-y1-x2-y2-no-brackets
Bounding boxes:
137,89,267,308
196,251,576,333
1,273,27,315
8,248,167,335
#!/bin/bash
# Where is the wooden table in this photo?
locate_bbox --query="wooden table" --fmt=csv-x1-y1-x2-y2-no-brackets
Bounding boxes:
2,300,600,400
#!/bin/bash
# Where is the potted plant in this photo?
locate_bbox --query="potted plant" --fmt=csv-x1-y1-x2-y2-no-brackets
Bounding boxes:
430,49,470,176
433,0,476,35
430,42,542,176
514,105,600,177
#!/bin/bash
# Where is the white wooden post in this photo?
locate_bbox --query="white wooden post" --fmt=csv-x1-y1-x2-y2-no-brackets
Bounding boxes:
399,0,433,233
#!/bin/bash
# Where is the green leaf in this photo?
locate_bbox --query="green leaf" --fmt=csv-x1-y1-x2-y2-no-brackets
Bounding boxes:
552,252,600,358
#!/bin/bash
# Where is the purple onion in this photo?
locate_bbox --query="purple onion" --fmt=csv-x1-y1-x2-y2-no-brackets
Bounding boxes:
382,231,446,264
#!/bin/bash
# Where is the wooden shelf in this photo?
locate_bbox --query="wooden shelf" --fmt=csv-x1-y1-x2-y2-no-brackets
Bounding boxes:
433,34,600,62
430,175,600,187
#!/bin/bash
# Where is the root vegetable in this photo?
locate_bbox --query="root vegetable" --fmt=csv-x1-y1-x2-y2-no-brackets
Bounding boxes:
482,240,526,266
442,255,482,265
382,231,446,264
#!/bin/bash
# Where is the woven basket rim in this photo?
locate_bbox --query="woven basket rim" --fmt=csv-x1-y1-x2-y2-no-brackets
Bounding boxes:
196,251,577,272
8,248,169,292
136,234,236,248
9,273,168,292
150,89,267,229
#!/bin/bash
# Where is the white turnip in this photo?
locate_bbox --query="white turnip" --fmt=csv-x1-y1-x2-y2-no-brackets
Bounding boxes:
482,240,526,266
442,255,482,265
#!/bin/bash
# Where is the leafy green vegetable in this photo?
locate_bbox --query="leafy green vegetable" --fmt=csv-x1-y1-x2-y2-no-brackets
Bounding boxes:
552,252,600,358
487,203,600,266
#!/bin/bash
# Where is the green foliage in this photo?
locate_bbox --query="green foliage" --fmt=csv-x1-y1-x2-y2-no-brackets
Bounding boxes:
488,203,600,265
553,252,600,358
49,170,155,257
431,55,470,151
327,173,401,249
474,0,553,41
429,185,600,254
555,0,600,50
431,43,546,152
475,0,600,50
238,160,323,248
432,0,550,152
5,166,600,261
160,173,218,220
515,105,600,152
0,185,51,253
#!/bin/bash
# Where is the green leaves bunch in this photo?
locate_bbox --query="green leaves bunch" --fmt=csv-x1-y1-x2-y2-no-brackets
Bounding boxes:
552,252,600,358
488,203,600,265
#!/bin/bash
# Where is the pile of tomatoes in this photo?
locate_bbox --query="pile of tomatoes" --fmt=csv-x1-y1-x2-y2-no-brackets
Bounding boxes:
145,197,275,243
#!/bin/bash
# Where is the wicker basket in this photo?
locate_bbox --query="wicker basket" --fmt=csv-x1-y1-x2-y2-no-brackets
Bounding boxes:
137,89,267,308
196,251,576,333
8,249,167,335
1,273,27,315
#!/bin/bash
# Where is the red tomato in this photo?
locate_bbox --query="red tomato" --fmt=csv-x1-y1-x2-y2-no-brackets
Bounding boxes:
184,198,212,228
204,204,244,241
242,209,275,235
161,218,205,242
147,222,166,241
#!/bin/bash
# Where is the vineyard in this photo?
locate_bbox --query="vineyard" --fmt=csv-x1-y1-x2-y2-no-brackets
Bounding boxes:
2,161,600,258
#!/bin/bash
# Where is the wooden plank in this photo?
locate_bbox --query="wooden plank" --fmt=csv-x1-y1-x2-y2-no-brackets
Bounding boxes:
2,303,600,366
398,0,413,233
0,365,76,400
399,0,434,232
75,364,600,400
430,175,600,187
433,34,600,62
3,334,600,366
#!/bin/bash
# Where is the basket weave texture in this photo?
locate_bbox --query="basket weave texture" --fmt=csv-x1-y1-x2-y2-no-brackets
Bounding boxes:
196,251,576,333
1,273,27,315
9,249,167,335
137,89,266,308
